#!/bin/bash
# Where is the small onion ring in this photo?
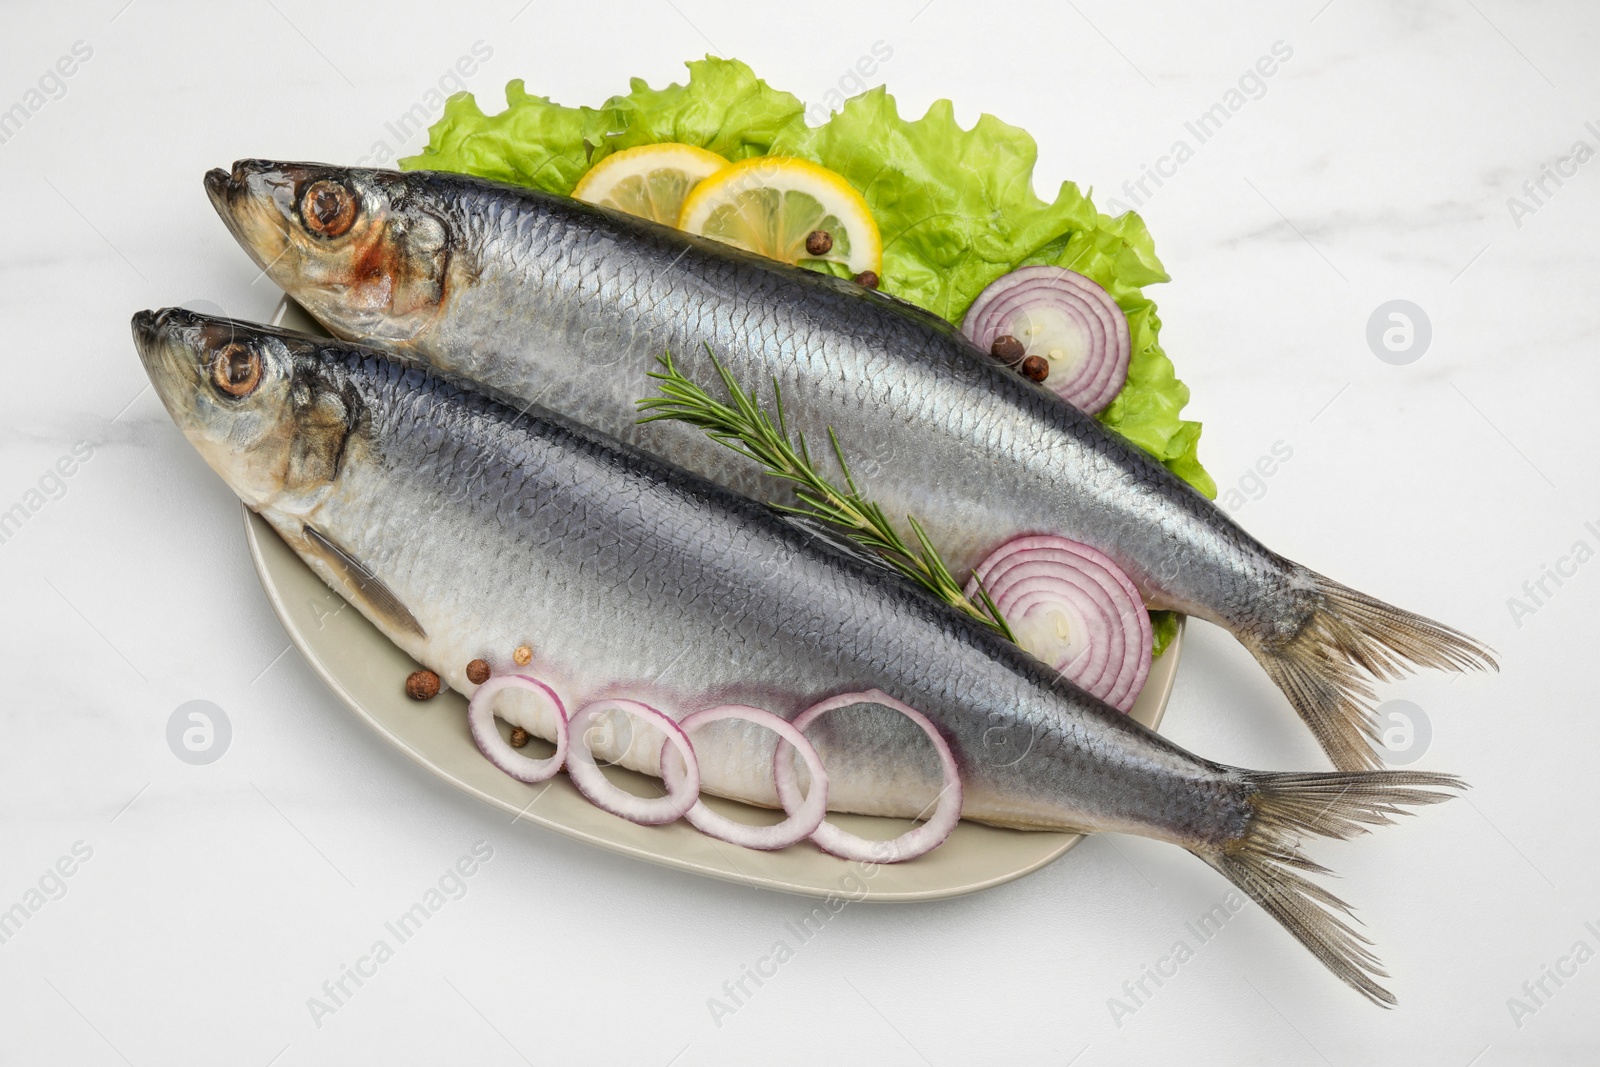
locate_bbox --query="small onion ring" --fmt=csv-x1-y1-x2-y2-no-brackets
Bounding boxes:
566,699,700,826
966,268,1124,408
961,266,1131,414
979,548,1128,697
967,535,1152,711
467,674,568,783
660,705,830,850
772,690,962,863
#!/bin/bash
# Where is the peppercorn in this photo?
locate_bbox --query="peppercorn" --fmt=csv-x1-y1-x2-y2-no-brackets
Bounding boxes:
990,335,1026,364
852,270,880,289
466,658,491,685
1021,355,1050,382
805,230,833,256
405,669,441,701
512,644,533,666
509,727,530,748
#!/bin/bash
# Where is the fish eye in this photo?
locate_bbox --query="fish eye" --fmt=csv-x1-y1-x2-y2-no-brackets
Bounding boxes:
301,180,357,238
211,342,263,398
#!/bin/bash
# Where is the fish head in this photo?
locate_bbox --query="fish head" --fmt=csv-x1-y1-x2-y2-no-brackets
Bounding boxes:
132,307,358,514
205,160,451,345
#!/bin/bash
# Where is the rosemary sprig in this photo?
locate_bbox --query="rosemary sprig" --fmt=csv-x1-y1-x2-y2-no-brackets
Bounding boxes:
638,349,1017,643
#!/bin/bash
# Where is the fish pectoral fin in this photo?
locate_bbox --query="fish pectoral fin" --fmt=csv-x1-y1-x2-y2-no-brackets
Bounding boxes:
302,523,426,640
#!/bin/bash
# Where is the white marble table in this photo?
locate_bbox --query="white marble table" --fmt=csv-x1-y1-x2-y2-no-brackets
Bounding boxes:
2,1,1595,1063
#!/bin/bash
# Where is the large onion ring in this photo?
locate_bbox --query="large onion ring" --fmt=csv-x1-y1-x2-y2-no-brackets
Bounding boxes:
961,265,1131,414
467,674,568,783
772,690,962,863
968,535,1152,711
660,705,830,850
566,699,700,825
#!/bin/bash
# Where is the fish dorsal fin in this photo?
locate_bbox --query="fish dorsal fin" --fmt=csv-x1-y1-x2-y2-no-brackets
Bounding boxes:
302,524,426,639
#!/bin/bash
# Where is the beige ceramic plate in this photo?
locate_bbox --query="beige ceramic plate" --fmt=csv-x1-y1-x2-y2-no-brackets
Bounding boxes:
245,297,1184,901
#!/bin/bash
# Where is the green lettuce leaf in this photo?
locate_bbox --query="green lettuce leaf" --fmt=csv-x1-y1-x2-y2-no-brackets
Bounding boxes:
402,57,1213,498
402,59,808,195
1150,610,1179,659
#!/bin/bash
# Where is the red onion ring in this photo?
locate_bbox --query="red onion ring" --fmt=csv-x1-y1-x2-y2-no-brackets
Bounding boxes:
660,705,830,850
967,535,1152,711
961,266,1131,414
467,674,568,783
964,267,1124,409
566,698,699,825
772,690,962,863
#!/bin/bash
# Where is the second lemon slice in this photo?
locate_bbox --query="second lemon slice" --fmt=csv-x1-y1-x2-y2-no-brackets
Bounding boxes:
676,157,882,275
573,143,730,226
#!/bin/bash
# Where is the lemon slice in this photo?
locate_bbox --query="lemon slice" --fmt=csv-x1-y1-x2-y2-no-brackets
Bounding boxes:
676,156,882,275
573,143,730,226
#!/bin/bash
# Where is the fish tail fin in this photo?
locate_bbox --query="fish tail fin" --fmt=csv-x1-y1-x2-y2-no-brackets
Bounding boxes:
1194,768,1466,1006
1250,570,1497,771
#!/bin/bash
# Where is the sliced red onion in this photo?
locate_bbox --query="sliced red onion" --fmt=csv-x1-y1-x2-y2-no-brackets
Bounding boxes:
967,534,1152,711
660,705,830,850
467,674,568,783
961,266,1131,414
772,690,962,863
566,699,699,826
